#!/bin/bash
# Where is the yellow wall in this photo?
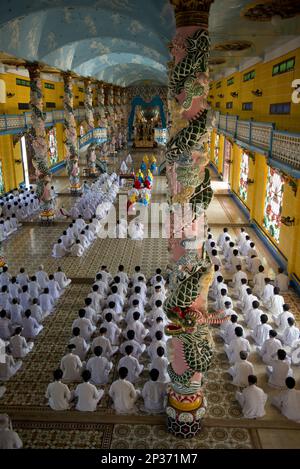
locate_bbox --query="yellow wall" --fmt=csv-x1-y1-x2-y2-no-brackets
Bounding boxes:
210,47,300,132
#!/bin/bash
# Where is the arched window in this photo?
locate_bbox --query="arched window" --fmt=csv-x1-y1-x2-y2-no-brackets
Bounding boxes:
214,134,219,166
239,151,249,202
48,128,58,165
263,167,284,243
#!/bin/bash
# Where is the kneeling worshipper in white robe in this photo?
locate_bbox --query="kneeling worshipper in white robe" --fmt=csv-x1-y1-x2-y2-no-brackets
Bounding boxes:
109,366,139,414
39,288,55,316
87,285,103,314
128,220,144,240
245,301,264,331
279,318,300,347
45,368,73,411
31,298,46,322
60,344,84,383
9,326,33,358
118,345,144,383
236,375,267,419
0,352,22,381
0,310,12,340
106,285,124,315
35,265,49,290
147,331,166,361
220,315,244,345
16,268,29,287
274,304,294,332
72,309,96,342
54,267,71,289
267,349,293,388
91,327,118,358
252,265,265,298
124,311,148,343
116,265,129,286
19,285,31,312
261,278,274,310
274,267,289,293
270,287,285,318
214,288,233,312
247,255,262,275
148,317,168,342
102,313,121,346
272,377,300,423
224,327,251,364
28,276,40,299
0,414,23,449
86,346,113,386
70,240,85,257
47,275,62,301
69,327,90,361
257,330,282,365
83,298,98,326
22,310,43,340
142,368,168,414
222,302,237,318
251,314,272,346
120,330,146,359
52,239,67,258
74,369,104,412
228,351,254,387
9,298,23,326
150,347,170,383
229,266,247,298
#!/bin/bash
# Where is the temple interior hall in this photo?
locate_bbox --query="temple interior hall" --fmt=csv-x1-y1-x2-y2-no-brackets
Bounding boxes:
0,0,300,451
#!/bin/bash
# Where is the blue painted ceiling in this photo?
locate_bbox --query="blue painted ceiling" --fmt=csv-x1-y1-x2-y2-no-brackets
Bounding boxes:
0,1,299,85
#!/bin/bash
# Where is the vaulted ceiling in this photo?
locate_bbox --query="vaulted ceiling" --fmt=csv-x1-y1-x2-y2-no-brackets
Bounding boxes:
0,0,299,85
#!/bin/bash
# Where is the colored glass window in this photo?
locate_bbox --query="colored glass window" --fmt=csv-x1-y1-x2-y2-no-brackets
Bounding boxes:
242,102,253,111
263,167,284,243
270,103,291,114
239,151,249,202
243,70,256,81
272,57,295,76
48,128,58,165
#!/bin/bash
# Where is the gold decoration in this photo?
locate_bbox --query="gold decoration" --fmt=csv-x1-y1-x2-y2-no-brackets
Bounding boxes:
170,0,214,27
172,186,195,204
242,0,300,21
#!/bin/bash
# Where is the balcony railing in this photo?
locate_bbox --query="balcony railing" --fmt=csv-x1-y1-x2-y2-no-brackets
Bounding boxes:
215,112,300,171
79,127,108,149
0,108,86,134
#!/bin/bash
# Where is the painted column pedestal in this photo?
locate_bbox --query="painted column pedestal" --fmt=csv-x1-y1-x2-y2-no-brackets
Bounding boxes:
63,72,81,194
165,0,218,438
84,78,97,174
27,63,55,220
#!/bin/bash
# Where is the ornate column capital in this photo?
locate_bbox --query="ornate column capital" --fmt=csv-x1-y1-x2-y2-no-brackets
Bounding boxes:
170,0,214,28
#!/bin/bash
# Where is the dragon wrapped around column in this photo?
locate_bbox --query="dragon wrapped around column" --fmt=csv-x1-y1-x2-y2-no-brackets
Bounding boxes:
84,78,97,175
63,72,81,193
27,63,55,221
164,1,225,438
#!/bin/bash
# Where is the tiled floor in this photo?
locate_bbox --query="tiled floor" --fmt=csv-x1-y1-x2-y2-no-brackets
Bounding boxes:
1,151,300,449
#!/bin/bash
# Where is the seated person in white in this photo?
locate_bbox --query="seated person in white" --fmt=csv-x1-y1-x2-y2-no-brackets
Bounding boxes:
133,276,148,298
8,277,21,299
0,414,23,449
47,274,62,302
149,285,166,308
148,316,168,342
247,255,262,275
104,301,122,324
217,227,230,251
150,346,170,383
39,288,55,316
9,326,33,358
124,311,148,343
147,331,166,361
109,366,139,414
224,327,251,364
97,266,112,287
91,327,118,357
35,265,49,290
274,267,289,293
274,303,294,332
45,368,73,411
120,330,146,359
118,345,143,383
270,287,285,318
106,285,124,315
220,314,244,345
210,248,222,267
150,269,165,287
257,329,282,365
222,301,237,318
261,278,274,310
271,377,300,423
236,375,267,419
86,345,113,385
245,300,264,331
8,298,23,326
94,273,108,296
112,276,127,298
125,300,144,323
225,249,242,273
251,314,272,346
72,309,96,342
69,327,90,361
60,344,83,383
267,349,293,389
243,289,259,315
28,276,40,299
0,352,22,381
16,267,29,287
19,285,31,312
70,240,85,257
74,369,104,412
0,310,12,341
228,351,254,387
279,317,300,347
252,265,265,298
83,298,98,326
31,298,46,322
87,285,103,314
52,239,67,258
214,288,233,312
116,265,129,286
142,368,167,414
54,267,71,289
22,309,43,340
146,300,166,326
102,312,121,346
